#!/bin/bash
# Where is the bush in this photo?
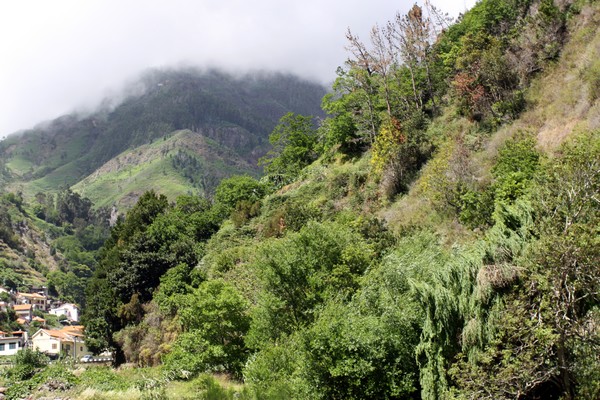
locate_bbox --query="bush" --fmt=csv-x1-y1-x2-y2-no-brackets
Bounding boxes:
585,59,600,102
164,280,250,379
5,348,48,381
193,374,253,400
79,366,132,391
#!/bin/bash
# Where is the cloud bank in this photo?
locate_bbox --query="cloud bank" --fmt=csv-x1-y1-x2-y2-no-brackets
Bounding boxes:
0,0,475,137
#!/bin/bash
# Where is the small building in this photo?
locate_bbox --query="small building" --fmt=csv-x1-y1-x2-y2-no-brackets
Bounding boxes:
30,326,90,359
16,292,48,311
49,303,79,322
0,330,26,356
12,304,33,321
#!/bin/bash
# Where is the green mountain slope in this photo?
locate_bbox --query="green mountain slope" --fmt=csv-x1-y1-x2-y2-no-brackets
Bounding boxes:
76,1,600,399
72,129,257,209
0,68,326,200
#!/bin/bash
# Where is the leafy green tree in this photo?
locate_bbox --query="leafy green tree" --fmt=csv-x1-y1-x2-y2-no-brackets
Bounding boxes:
6,348,48,381
164,279,250,378
247,221,373,349
214,175,265,212
259,113,319,184
118,190,169,244
527,130,600,398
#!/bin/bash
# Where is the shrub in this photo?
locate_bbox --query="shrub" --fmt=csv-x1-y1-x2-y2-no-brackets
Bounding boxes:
79,366,132,391
5,348,48,381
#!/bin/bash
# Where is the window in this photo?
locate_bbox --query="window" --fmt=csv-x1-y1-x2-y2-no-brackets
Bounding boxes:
52,343,57,350
8,343,16,350
80,346,83,352
65,344,71,352
0,344,5,351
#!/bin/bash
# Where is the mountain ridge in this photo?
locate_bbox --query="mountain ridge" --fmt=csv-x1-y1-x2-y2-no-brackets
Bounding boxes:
0,68,326,204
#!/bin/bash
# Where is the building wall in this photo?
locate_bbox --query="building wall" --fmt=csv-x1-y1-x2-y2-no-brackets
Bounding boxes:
61,338,91,358
49,305,79,322
31,333,61,355
31,332,91,358
0,339,22,356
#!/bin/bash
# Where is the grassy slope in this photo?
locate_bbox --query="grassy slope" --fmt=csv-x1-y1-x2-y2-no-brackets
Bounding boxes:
383,4,600,239
72,130,258,209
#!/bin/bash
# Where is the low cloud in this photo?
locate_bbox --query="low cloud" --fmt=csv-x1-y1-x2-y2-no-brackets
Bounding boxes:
0,0,474,137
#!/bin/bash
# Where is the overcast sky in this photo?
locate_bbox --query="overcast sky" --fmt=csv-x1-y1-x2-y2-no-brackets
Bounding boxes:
0,0,476,138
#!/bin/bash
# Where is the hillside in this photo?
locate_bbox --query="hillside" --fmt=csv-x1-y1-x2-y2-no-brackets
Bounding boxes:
0,68,326,202
72,129,257,209
0,0,599,399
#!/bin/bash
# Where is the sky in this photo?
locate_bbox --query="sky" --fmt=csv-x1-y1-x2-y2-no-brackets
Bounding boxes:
0,0,476,138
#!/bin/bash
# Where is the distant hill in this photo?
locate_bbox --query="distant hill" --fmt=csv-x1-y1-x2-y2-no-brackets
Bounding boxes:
0,68,326,207
72,129,256,209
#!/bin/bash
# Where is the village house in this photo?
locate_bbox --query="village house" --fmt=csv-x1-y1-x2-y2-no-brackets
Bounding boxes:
16,292,48,311
49,303,79,322
12,304,33,321
30,326,90,359
0,330,27,356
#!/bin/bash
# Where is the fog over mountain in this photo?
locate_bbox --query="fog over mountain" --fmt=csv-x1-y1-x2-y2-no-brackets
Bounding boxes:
0,0,475,138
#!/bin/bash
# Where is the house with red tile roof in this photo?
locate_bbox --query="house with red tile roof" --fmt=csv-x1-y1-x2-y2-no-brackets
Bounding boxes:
16,292,48,311
30,326,90,358
12,304,33,321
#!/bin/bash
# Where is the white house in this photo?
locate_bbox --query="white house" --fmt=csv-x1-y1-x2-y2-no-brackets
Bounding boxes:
49,303,79,322
0,331,26,356
30,326,90,359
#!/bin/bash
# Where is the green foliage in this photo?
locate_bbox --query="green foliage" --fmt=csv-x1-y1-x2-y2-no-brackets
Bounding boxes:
191,374,252,400
261,199,321,238
118,190,169,244
259,113,319,184
0,201,21,249
247,221,373,349
47,270,88,305
320,93,361,154
371,116,430,198
164,279,250,378
302,299,419,399
79,366,132,391
244,333,311,399
5,348,49,381
585,58,600,102
84,191,221,356
154,263,199,315
214,175,266,212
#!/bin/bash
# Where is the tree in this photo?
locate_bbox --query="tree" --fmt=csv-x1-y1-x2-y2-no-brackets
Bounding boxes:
528,131,600,398
214,175,265,212
246,221,373,349
164,279,250,378
259,113,318,184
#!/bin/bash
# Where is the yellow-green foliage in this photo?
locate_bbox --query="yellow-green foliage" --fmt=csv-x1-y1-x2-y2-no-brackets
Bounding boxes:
370,121,403,175
415,140,454,206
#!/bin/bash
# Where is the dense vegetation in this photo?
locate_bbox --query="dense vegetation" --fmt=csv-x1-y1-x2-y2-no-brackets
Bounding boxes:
1,0,599,399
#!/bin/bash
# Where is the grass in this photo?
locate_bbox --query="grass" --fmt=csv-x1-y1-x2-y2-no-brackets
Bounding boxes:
68,130,256,209
20,365,251,400
5,155,34,176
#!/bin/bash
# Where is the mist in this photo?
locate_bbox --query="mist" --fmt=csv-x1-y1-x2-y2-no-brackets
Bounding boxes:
0,0,475,138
